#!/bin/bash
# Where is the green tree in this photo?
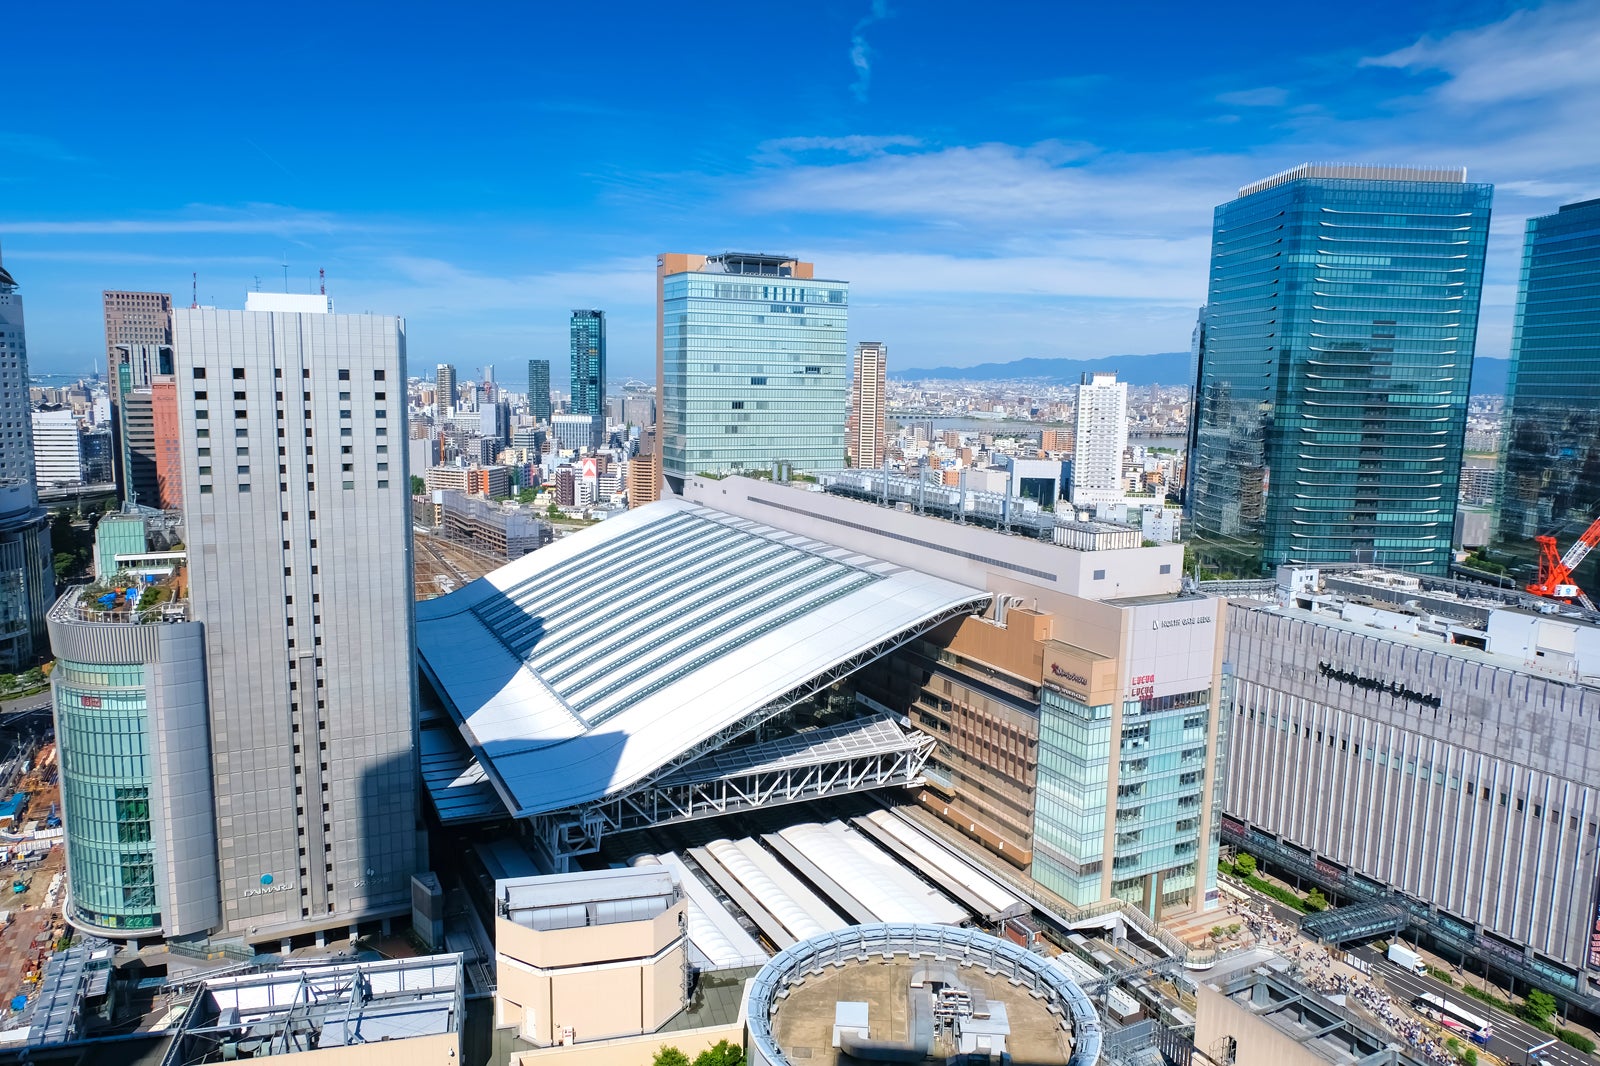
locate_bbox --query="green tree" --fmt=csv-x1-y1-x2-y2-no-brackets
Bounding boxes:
1305,888,1328,911
1521,989,1557,1027
410,475,426,496
54,552,76,579
21,667,43,688
1234,853,1257,877
653,1047,690,1066
0,674,14,692
517,488,538,505
692,1041,744,1066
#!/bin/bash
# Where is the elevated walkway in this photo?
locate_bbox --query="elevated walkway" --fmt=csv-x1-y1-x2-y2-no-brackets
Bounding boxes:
1300,901,1409,945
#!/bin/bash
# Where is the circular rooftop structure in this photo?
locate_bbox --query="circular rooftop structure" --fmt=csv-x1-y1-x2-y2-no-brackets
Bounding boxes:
747,923,1102,1066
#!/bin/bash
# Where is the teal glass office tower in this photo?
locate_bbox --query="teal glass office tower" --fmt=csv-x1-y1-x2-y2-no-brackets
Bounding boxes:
1187,164,1492,574
570,310,605,449
527,359,552,424
656,252,848,493
1497,198,1600,591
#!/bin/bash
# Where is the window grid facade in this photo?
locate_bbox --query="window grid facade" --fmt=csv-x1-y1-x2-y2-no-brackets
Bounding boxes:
527,359,552,424
570,311,605,449
660,257,849,485
1189,168,1492,575
55,661,160,930
1497,198,1600,593
1035,683,1216,913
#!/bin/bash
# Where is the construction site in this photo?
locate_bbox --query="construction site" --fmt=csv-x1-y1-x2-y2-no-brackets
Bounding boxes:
0,716,69,1029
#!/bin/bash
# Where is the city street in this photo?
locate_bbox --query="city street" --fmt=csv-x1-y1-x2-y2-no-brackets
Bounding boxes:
0,693,50,717
1358,950,1594,1066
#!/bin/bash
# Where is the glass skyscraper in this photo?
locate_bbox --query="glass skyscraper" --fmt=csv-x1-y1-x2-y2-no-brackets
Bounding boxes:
1187,164,1492,575
1497,198,1600,593
656,252,848,493
527,358,552,424
569,310,605,449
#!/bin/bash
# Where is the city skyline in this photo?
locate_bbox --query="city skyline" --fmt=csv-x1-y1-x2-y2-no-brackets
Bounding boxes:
2,3,1598,378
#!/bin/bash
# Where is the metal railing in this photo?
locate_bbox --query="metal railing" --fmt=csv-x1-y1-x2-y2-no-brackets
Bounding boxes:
51,584,189,626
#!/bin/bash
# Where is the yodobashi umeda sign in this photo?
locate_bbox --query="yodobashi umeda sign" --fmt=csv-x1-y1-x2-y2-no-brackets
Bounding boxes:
1043,642,1118,706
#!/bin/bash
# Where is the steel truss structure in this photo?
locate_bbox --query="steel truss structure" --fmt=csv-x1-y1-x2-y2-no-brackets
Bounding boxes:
509,597,983,862
535,718,938,861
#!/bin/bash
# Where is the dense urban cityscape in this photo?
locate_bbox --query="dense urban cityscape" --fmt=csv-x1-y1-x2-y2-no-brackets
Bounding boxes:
1,6,1599,1066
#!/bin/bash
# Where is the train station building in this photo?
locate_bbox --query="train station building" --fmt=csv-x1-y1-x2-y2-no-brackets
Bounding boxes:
417,475,1230,922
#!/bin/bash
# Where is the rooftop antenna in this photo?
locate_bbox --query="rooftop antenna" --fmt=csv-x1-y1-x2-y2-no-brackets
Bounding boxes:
282,253,289,293
191,272,198,309
319,268,326,296
253,276,262,292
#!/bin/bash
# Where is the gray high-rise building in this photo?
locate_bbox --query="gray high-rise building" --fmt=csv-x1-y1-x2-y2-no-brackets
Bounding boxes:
0,251,55,668
527,359,552,423
436,363,457,416
656,253,848,493
103,291,173,500
171,291,419,944
1187,164,1492,575
570,310,605,449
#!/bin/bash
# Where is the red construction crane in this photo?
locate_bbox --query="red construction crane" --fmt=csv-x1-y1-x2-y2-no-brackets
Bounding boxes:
1527,516,1600,610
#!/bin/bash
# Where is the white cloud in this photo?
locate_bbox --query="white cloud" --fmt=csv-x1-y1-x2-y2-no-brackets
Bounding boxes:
849,0,891,102
1216,87,1289,107
743,140,1232,234
0,205,356,236
758,134,922,157
1362,1,1600,106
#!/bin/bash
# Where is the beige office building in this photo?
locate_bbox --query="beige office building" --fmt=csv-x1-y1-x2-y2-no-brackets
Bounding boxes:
682,474,1227,919
849,341,888,469
495,867,689,1047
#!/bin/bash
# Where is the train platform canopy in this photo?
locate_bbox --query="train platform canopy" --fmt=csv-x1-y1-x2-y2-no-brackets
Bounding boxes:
416,498,991,821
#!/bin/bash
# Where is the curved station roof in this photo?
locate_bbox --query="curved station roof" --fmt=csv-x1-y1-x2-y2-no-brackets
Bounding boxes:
417,499,990,820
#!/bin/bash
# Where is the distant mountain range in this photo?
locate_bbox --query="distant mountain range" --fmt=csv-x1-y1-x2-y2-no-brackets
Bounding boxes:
892,352,1512,395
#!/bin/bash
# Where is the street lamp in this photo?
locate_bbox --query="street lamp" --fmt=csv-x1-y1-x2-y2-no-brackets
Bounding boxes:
1525,1037,1557,1066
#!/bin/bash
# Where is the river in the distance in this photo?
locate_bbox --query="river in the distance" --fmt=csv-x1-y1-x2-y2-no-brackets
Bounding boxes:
895,415,1186,451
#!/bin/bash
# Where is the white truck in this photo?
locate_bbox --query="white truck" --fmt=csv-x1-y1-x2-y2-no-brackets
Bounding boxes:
1388,943,1428,974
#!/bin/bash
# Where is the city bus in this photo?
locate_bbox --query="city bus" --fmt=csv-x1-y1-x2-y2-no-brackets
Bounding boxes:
1413,992,1494,1045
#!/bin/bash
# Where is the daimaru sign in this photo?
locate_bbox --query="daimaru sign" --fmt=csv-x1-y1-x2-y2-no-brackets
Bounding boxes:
1050,663,1089,687
1043,642,1116,706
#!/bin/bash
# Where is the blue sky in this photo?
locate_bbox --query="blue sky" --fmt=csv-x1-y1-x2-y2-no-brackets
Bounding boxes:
3,0,1598,383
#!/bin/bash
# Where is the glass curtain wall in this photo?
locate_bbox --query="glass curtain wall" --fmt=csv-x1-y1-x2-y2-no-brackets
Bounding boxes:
1190,170,1492,574
54,660,160,930
1497,199,1600,594
661,274,848,481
